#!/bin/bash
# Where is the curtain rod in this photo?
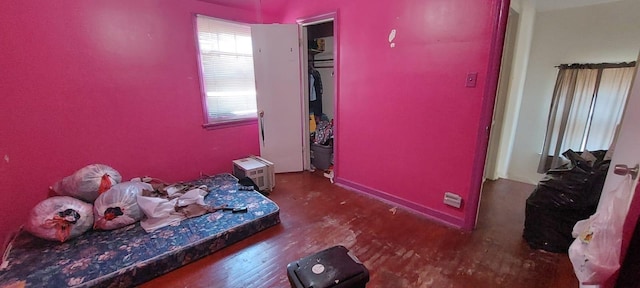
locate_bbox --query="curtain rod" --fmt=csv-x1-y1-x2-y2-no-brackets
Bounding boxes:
555,61,636,69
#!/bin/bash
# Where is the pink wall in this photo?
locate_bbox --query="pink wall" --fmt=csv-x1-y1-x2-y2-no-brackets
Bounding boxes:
0,0,509,249
0,1,260,246
262,0,508,228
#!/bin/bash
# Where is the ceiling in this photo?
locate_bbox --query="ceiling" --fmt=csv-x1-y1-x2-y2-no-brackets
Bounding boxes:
535,0,626,11
198,0,628,15
197,0,292,18
197,0,258,11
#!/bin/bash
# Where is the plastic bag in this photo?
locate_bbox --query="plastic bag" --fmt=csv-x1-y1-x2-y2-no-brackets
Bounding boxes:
528,150,609,209
93,181,152,230
25,196,94,242
523,149,610,252
137,187,208,232
52,164,122,202
568,175,634,285
314,118,333,145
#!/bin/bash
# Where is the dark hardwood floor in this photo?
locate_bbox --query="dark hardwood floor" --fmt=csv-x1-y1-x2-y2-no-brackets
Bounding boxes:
141,172,578,288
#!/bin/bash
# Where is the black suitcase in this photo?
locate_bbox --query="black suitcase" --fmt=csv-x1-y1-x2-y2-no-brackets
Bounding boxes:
287,245,369,288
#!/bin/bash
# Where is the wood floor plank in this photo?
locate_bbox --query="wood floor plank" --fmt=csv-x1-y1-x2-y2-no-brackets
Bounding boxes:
141,172,578,288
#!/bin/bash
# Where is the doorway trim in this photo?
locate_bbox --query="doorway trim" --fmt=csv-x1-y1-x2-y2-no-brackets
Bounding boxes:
465,0,511,230
484,8,520,181
297,12,339,175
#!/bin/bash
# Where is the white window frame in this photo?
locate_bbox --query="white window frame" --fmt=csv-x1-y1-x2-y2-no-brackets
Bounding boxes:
194,15,257,128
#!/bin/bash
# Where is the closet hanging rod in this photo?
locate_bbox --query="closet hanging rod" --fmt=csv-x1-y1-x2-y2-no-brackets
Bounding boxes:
310,59,334,62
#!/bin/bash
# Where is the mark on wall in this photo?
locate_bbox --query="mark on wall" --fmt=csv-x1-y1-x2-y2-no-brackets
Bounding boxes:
4,155,8,163
388,29,397,48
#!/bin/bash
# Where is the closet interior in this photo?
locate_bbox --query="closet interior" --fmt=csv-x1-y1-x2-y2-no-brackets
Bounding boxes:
307,21,335,173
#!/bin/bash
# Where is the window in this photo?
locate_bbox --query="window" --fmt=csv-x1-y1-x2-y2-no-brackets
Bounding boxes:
538,63,635,172
195,15,257,126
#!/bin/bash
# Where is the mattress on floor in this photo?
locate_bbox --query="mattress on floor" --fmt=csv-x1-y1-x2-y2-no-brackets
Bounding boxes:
0,173,280,288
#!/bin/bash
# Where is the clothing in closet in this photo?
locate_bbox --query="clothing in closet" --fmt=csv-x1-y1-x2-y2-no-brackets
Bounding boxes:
309,66,323,117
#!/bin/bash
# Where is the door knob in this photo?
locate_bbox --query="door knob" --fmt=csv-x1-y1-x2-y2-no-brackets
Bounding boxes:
614,164,639,180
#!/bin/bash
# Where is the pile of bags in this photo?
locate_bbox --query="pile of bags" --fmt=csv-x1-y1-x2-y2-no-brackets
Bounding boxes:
26,164,159,242
523,149,610,252
26,164,221,243
27,164,143,242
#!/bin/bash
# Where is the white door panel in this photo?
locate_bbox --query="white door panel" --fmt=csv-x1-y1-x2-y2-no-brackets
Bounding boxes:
602,53,640,255
582,52,640,285
601,64,640,208
252,24,303,173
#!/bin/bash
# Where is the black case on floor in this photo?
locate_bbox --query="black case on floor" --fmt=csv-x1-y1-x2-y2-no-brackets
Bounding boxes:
287,245,369,288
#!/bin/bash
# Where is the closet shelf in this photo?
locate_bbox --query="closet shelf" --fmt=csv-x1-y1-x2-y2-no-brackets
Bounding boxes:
309,49,324,55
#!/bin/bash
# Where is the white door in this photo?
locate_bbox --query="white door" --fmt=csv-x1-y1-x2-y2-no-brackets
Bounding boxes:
589,52,640,285
252,24,304,173
600,63,640,211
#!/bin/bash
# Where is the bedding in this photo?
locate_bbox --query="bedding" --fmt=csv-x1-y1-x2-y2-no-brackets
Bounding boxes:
0,173,280,288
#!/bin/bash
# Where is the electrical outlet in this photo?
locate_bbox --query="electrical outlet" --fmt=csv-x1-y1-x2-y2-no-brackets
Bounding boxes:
444,192,463,208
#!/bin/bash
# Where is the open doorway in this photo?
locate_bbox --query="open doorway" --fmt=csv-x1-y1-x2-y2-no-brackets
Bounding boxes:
478,0,638,257
484,7,519,181
299,15,336,177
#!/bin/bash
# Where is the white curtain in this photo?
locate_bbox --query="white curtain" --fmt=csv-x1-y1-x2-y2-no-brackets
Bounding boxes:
561,69,598,153
585,67,635,151
538,64,635,173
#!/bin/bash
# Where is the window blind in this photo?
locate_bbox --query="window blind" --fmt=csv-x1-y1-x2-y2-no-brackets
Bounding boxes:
196,15,257,124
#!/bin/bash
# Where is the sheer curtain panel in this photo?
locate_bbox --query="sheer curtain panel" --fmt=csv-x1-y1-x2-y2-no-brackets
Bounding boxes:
537,63,636,173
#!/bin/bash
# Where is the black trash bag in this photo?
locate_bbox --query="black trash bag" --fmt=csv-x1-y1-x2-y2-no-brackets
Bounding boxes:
523,149,610,253
238,177,270,196
527,149,609,210
586,150,611,205
238,177,259,191
523,205,595,253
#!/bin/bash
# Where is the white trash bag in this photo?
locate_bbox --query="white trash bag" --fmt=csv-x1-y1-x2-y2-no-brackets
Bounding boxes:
93,181,152,230
568,175,634,285
52,164,122,202
137,187,209,233
25,196,94,242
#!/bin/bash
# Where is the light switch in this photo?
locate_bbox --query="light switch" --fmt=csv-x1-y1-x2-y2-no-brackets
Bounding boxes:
466,72,478,88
